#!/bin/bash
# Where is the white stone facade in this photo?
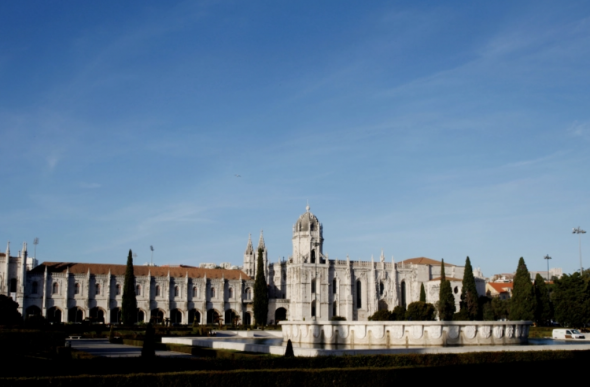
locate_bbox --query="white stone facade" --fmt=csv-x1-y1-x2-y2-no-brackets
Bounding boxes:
246,207,486,323
1,207,486,325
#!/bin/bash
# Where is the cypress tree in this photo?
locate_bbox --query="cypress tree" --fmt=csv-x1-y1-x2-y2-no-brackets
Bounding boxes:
253,248,269,326
419,283,426,302
285,339,295,357
438,260,456,321
122,250,137,326
141,323,156,358
460,257,479,320
533,274,552,326
509,257,535,321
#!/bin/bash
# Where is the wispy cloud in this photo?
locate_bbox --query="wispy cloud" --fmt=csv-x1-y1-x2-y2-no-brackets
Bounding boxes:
568,121,590,139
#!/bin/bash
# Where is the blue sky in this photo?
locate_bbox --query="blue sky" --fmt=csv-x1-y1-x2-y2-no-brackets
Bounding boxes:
1,0,589,276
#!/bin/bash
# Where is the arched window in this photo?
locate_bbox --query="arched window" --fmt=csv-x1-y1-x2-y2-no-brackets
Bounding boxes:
245,288,252,300
229,288,233,298
10,278,17,293
116,284,121,295
211,287,216,298
333,301,338,317
32,282,38,294
380,282,384,296
356,280,362,308
74,283,80,295
311,301,317,317
52,282,59,295
454,286,459,294
311,250,316,264
401,281,407,308
156,285,161,297
193,287,197,298
95,284,101,295
311,279,316,294
174,286,179,297
333,278,338,294
136,285,141,296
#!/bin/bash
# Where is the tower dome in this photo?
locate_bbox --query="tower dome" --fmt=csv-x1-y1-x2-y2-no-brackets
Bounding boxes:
295,205,320,232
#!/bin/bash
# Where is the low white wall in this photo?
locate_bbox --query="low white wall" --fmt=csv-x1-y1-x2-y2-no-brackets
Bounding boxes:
280,321,532,346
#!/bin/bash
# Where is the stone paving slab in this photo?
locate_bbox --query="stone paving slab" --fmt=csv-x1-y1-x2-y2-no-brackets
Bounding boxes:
68,339,194,358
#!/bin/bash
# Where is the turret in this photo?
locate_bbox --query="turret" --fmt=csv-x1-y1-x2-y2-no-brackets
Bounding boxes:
4,242,10,295
256,230,268,280
243,234,255,277
20,242,27,294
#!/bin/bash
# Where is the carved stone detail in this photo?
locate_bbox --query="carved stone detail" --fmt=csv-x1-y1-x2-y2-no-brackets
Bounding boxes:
493,325,504,339
480,326,492,339
447,326,460,339
412,325,423,339
464,326,477,339
391,325,404,339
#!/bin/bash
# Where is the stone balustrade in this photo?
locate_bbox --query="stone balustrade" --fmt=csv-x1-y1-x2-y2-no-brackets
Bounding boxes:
280,321,532,347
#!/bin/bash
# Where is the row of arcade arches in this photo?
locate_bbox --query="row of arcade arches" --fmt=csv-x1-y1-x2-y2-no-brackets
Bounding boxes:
27,306,292,326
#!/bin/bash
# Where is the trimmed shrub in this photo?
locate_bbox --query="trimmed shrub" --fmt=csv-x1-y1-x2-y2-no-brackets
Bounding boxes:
405,302,435,321
369,310,392,321
391,306,406,321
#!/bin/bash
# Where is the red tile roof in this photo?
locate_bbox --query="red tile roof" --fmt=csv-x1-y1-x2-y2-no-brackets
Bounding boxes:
400,257,457,267
31,262,250,280
487,282,514,293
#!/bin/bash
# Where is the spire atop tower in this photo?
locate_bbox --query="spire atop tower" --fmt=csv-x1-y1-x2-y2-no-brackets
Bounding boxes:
306,202,310,213
380,250,385,263
257,230,265,250
245,234,254,255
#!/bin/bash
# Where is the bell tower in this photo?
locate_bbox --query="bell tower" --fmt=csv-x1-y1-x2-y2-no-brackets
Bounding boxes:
292,205,324,264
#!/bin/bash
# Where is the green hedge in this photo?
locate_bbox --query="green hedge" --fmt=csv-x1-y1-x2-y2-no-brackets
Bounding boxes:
0,330,66,358
1,349,588,378
0,361,576,387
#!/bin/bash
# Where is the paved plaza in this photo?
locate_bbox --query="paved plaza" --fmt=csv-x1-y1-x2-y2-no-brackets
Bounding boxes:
68,339,194,358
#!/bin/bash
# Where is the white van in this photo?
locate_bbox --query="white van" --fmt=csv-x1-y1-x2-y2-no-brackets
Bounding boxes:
553,329,586,340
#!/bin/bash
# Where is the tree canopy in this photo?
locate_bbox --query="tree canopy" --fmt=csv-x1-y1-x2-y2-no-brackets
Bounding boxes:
438,260,456,320
552,272,590,327
122,249,137,326
419,283,426,303
533,273,553,326
406,301,436,321
460,257,479,320
253,248,269,326
0,295,22,325
509,257,535,321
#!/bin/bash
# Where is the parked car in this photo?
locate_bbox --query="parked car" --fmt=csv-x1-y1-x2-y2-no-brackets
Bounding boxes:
553,329,586,340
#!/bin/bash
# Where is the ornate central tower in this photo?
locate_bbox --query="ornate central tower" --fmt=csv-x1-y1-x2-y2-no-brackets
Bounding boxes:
288,206,329,321
292,205,324,264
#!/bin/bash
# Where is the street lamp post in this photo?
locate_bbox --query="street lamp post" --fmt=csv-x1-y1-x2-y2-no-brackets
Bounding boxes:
150,246,154,266
573,227,587,274
544,255,552,281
